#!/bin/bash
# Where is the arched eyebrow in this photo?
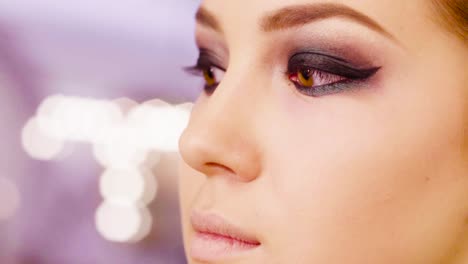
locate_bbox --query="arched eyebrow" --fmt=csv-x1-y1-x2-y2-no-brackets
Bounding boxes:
196,7,222,33
196,3,399,43
260,3,397,42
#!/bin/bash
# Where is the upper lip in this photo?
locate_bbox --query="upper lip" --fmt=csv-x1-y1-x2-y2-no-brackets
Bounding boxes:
191,211,261,245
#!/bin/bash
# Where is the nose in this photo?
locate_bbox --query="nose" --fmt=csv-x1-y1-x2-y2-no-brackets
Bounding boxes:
178,77,262,182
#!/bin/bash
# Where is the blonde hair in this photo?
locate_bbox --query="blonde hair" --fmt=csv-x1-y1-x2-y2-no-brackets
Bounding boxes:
432,0,468,41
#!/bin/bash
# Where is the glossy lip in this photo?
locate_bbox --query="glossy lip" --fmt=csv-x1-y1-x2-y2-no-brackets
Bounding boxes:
190,211,261,262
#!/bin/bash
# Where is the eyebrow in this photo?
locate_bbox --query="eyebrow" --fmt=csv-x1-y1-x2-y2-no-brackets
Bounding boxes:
196,7,222,33
260,3,396,41
196,3,397,42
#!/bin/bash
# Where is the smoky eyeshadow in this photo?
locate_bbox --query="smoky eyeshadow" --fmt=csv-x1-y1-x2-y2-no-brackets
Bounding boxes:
295,80,361,96
285,49,382,97
184,48,224,78
196,48,225,70
287,52,380,80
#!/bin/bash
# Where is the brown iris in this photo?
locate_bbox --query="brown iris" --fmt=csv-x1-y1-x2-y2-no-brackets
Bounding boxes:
297,68,314,87
203,68,217,86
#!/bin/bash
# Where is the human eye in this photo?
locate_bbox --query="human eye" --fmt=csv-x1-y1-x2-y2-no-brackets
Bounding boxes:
287,52,380,97
185,48,225,95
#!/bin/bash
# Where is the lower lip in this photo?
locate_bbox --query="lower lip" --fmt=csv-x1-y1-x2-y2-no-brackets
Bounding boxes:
190,232,260,261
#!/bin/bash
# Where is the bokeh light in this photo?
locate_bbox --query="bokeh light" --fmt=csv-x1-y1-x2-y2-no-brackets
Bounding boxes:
21,117,65,160
22,94,192,243
95,201,152,243
112,97,138,115
144,150,162,169
175,102,194,112
3,0,199,261
130,206,153,243
126,103,191,152
92,137,149,169
36,95,123,143
99,167,157,206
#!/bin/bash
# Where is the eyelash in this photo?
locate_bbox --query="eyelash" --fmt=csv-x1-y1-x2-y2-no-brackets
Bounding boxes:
185,50,225,94
186,51,379,97
287,67,349,96
185,64,224,95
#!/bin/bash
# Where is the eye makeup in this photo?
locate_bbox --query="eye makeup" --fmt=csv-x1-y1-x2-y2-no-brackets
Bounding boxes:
187,48,225,73
286,51,380,96
186,47,381,97
185,48,226,94
187,29,383,98
288,52,379,79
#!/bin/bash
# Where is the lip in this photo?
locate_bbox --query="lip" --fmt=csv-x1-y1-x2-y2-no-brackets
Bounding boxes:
190,211,261,262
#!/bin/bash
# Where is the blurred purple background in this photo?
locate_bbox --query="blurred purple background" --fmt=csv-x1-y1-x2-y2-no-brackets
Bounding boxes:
0,1,202,263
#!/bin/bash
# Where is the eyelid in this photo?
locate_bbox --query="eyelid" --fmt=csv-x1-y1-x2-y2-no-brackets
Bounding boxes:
184,62,225,77
184,49,226,76
287,52,380,79
286,52,381,97
198,48,226,70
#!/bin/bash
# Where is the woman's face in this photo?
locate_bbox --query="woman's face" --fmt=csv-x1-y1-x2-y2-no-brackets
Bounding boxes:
178,0,468,263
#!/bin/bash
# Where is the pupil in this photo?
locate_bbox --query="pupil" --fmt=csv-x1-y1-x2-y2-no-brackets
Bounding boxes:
207,68,214,79
300,69,311,80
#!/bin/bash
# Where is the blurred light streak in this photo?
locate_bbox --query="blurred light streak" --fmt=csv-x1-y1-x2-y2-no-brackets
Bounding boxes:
0,177,21,221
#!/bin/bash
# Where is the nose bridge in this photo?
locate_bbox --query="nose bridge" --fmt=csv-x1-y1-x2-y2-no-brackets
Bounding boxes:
213,66,257,125
179,61,263,182
217,51,267,120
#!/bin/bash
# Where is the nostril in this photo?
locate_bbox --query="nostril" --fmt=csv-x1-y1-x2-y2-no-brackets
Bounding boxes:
178,106,262,182
205,162,235,174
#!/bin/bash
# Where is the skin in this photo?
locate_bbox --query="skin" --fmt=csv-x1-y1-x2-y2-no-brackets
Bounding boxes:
178,0,468,263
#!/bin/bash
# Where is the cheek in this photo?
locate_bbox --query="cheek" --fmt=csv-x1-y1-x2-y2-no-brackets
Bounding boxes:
178,162,204,214
257,88,468,262
178,161,204,244
265,103,424,228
